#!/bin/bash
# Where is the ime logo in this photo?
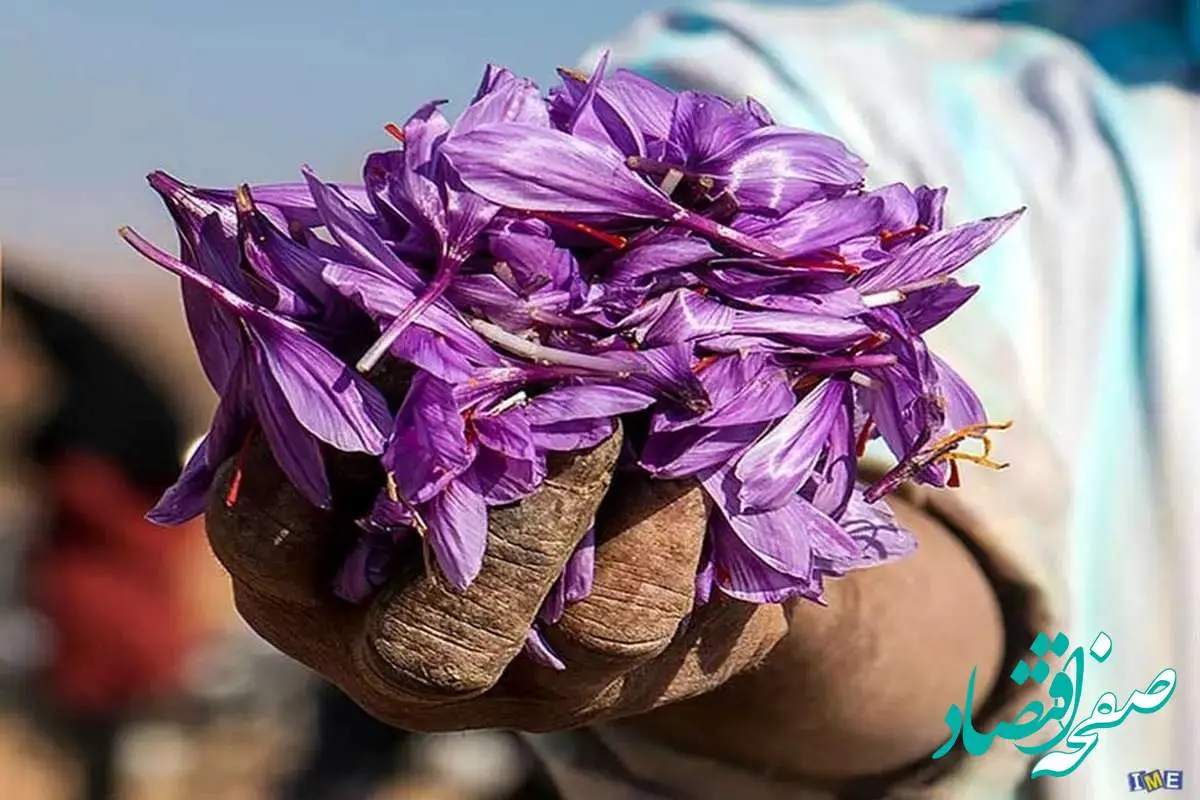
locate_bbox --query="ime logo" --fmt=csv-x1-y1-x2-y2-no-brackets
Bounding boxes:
1128,770,1184,792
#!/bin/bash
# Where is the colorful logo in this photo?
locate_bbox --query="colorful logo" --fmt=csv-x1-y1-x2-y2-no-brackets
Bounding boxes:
934,631,1177,780
1128,769,1184,792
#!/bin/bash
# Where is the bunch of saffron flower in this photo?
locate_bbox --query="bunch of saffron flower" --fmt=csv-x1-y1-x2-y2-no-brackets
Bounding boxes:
123,57,1020,668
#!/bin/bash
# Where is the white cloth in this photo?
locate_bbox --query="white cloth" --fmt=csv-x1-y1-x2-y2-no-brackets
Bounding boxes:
527,3,1198,798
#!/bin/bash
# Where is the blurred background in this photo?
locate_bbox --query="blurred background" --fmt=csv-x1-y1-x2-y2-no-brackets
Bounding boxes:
2,0,1194,798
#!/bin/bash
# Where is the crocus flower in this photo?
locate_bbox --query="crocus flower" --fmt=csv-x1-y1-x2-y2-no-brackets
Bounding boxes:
129,57,1020,648
120,228,391,522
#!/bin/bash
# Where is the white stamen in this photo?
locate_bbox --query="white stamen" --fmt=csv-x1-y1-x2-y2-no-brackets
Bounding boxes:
863,276,952,308
357,329,397,374
862,289,905,308
850,372,882,391
660,168,685,197
484,390,528,416
468,318,639,374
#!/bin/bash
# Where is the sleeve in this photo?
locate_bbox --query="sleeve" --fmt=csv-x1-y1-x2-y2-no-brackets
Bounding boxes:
523,2,1198,797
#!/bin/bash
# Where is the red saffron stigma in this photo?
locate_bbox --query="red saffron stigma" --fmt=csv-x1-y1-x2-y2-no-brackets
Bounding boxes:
781,256,862,276
692,355,721,374
856,417,875,457
527,211,628,250
853,331,890,354
716,564,732,587
947,459,962,488
383,122,406,144
880,224,929,244
224,433,255,508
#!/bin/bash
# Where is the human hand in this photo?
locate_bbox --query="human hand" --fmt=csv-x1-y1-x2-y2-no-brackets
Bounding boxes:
204,425,788,732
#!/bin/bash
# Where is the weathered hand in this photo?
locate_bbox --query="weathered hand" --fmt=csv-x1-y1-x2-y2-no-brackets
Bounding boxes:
204,426,787,733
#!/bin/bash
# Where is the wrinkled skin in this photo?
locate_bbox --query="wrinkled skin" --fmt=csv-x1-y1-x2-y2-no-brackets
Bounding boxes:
205,426,787,732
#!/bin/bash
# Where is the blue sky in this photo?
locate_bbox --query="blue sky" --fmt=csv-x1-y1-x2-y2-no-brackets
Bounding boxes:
0,0,693,282
1,0,1000,287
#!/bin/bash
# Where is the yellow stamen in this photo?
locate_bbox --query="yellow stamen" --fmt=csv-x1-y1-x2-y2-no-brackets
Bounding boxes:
930,421,1013,472
234,184,254,213
560,67,589,82
385,472,429,537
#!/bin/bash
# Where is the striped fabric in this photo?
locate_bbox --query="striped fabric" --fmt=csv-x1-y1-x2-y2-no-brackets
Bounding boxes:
524,4,1198,798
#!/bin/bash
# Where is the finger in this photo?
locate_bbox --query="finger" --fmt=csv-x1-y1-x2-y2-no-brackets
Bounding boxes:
354,428,623,702
205,440,371,679
539,473,708,686
205,438,360,608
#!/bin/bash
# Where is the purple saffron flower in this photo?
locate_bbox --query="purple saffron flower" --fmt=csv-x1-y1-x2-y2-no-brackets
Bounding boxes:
440,122,792,258
353,67,552,374
129,58,1022,642
553,60,863,216
372,369,551,590
121,228,391,523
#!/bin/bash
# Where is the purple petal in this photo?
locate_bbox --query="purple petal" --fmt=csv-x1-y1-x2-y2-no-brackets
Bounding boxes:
487,223,579,293
915,186,948,232
694,537,717,606
397,103,452,238
729,308,870,350
855,209,1024,293
303,166,426,288
736,195,884,256
703,465,856,576
525,384,656,426
668,91,759,164
818,488,916,576
536,522,597,627
147,439,217,524
531,418,615,452
539,577,568,626
322,262,499,374
709,514,818,604
181,282,243,393
472,446,546,505
701,268,866,318
564,526,596,603
809,392,856,519
148,372,252,524
121,225,245,393
523,627,566,671
334,531,403,603
441,124,675,218
472,411,536,459
236,194,348,322
388,372,475,504
607,235,716,287
617,344,710,414
244,314,390,455
626,289,735,347
896,281,979,333
702,127,866,215
457,66,550,132
425,474,489,590
363,150,439,255
362,487,417,532
931,354,986,430
865,183,920,233
654,353,793,432
249,349,331,509
735,379,849,511
596,69,674,140
640,422,764,478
